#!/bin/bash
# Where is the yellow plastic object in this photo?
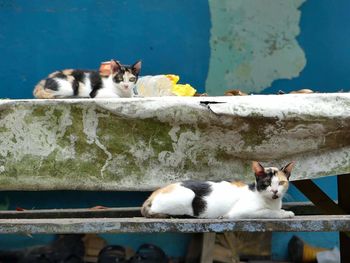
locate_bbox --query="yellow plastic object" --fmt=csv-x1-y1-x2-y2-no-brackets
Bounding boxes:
166,74,197,96
171,83,196,96
166,74,180,84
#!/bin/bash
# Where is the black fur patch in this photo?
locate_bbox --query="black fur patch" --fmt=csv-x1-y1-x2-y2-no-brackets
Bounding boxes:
248,183,256,191
113,71,124,83
44,78,58,91
255,170,274,192
71,70,90,96
52,71,67,79
89,71,102,98
89,89,98,98
72,80,79,96
71,70,85,83
181,180,212,216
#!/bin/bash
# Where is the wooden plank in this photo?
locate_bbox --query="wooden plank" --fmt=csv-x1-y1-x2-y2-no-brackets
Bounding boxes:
292,179,344,215
338,174,350,263
185,234,202,263
200,233,216,263
0,202,317,220
283,201,321,215
0,216,349,234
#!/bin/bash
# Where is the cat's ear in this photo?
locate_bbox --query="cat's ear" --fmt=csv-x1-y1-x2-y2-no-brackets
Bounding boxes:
132,60,142,75
281,161,295,180
110,60,122,74
252,161,265,177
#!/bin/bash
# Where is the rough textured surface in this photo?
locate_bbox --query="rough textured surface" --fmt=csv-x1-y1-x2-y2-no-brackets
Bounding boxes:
0,95,349,191
0,215,349,234
206,0,306,95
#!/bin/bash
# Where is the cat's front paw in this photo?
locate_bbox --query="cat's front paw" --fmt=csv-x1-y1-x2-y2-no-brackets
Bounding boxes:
282,210,295,218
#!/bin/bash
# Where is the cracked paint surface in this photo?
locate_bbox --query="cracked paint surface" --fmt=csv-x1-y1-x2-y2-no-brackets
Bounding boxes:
0,95,349,191
206,0,306,95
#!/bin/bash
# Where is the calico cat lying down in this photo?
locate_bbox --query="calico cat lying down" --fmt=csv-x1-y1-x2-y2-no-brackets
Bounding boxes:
142,161,295,219
33,60,141,99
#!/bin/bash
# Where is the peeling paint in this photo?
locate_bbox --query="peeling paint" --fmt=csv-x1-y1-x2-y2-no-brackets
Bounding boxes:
206,0,306,95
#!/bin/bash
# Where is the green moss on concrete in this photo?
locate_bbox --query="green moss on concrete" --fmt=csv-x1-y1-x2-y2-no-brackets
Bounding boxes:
0,98,349,190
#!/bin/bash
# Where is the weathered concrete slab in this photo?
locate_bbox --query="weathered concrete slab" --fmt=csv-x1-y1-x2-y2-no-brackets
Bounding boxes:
0,216,349,234
0,94,349,190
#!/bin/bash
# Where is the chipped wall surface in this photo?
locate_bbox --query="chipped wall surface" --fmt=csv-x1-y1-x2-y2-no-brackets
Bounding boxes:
206,0,306,95
0,95,349,191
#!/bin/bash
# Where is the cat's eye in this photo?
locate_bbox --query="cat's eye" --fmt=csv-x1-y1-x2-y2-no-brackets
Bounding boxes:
114,76,123,82
129,77,136,82
279,181,287,185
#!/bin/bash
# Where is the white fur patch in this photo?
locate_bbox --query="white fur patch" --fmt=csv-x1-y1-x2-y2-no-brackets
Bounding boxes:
201,181,243,218
77,73,92,97
150,184,195,216
54,78,74,97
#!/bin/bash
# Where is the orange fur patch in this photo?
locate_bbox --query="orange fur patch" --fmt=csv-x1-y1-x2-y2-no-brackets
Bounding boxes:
62,69,74,75
231,181,246,187
33,80,55,99
147,183,177,202
277,171,289,186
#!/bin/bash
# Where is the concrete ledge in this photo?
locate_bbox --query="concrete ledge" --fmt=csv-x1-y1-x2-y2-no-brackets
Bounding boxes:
0,95,349,190
0,215,349,234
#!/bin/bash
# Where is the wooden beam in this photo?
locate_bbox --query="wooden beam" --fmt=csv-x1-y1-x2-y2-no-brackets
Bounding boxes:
185,234,202,263
0,216,349,234
0,203,321,219
0,203,319,220
200,233,216,263
338,174,350,263
0,207,141,219
292,179,344,215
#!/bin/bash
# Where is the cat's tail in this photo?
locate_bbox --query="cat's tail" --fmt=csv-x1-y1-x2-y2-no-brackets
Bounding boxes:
33,79,56,99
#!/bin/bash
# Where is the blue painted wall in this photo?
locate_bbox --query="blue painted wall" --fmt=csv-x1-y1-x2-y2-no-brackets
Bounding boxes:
0,0,210,99
264,0,350,94
0,0,348,260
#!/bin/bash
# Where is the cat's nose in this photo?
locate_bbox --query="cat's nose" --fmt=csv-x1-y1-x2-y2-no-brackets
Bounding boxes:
272,190,278,194
123,85,129,89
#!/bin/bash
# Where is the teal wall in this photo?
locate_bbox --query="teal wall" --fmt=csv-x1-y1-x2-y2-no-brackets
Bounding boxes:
0,0,348,260
0,0,210,98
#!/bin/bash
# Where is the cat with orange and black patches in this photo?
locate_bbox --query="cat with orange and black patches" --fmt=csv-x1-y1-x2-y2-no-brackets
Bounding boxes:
142,161,295,219
33,60,141,99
